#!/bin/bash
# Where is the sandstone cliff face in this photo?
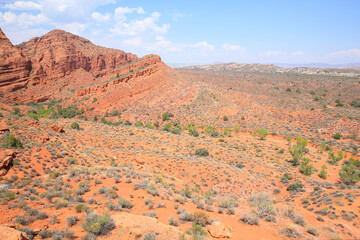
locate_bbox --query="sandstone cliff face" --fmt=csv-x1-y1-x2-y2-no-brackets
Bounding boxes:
18,29,138,86
0,28,31,93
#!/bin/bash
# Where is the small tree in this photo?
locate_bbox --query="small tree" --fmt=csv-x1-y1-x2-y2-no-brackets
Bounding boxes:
223,115,228,121
339,163,359,185
70,122,80,130
319,165,328,179
188,126,199,137
288,145,304,166
299,158,316,176
333,133,341,140
328,151,343,165
253,128,268,140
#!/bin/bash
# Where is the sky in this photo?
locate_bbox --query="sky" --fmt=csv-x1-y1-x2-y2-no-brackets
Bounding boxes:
1,0,360,66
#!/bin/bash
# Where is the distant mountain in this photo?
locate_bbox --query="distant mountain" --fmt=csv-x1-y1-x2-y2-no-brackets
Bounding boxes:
176,62,360,78
275,63,360,69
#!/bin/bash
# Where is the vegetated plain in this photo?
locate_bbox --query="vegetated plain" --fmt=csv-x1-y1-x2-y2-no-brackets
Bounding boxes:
0,29,360,240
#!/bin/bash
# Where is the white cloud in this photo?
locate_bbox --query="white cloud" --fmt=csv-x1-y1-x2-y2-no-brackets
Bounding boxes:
222,43,242,51
36,0,115,21
259,50,286,57
193,41,214,51
3,1,41,11
327,48,360,58
91,12,110,22
173,12,184,21
123,36,142,46
60,22,88,35
292,51,303,56
111,11,169,36
0,11,49,28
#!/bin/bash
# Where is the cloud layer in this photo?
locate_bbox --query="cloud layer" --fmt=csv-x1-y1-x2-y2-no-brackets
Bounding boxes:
0,1,359,65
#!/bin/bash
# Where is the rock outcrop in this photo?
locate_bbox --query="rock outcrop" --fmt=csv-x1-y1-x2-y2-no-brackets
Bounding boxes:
207,221,232,238
0,28,31,94
0,151,16,176
110,213,183,240
18,29,137,86
50,124,64,133
0,225,28,240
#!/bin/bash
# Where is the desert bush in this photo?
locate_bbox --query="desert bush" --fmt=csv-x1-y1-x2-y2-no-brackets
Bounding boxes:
2,134,23,148
54,198,68,209
67,216,79,227
189,126,199,137
339,160,360,185
75,203,90,213
142,212,157,218
15,215,32,225
287,182,303,192
195,148,209,157
191,222,207,239
168,216,178,226
299,158,316,176
118,197,133,209
82,212,115,236
239,214,259,225
328,151,343,165
193,211,209,226
253,128,268,140
70,122,80,130
281,224,301,238
143,233,156,240
18,227,35,240
319,164,328,179
333,133,342,140
307,227,319,236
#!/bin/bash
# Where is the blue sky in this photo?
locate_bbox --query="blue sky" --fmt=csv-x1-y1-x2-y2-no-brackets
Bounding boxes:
1,0,359,65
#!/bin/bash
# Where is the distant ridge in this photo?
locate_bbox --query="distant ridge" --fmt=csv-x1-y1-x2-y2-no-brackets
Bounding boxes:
274,63,360,69
176,62,360,78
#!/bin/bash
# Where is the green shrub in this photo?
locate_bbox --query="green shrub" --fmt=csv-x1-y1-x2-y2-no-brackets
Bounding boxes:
328,151,343,165
339,160,360,185
319,165,328,179
192,211,209,226
145,122,154,129
288,145,303,166
299,158,316,176
162,112,173,121
253,128,268,140
135,121,143,127
75,203,90,213
190,222,207,238
70,122,80,130
195,148,209,157
111,109,118,116
2,134,23,148
188,126,199,137
333,133,341,140
223,115,228,121
82,212,115,236
287,182,303,192
54,199,68,209
162,123,172,132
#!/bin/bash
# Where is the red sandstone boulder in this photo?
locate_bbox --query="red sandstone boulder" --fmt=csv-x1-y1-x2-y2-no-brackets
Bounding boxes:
207,221,232,238
51,124,64,133
0,225,28,240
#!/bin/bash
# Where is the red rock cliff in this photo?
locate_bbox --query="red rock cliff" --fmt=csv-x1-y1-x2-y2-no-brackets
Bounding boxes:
0,28,31,93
